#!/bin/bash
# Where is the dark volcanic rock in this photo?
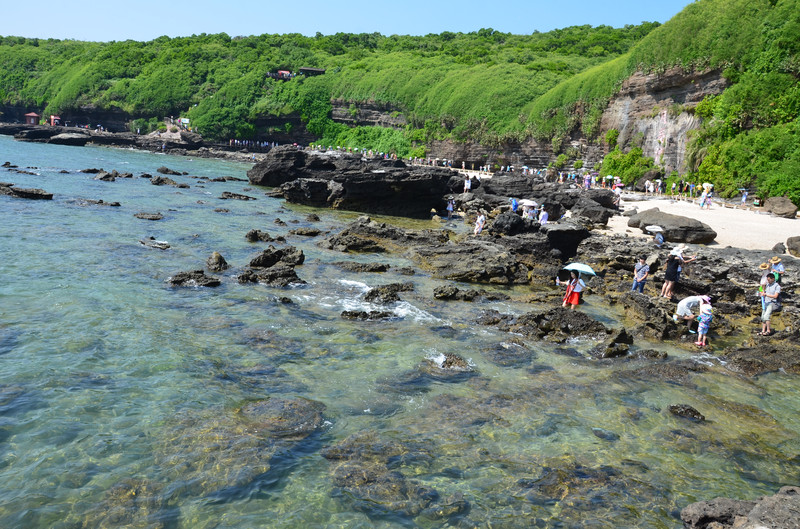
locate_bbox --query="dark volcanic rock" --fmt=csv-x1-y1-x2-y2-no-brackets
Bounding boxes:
364,282,414,304
156,166,182,175
238,265,305,287
681,486,800,529
334,261,390,273
245,229,278,243
150,175,177,186
249,245,305,268
133,212,163,220
0,184,53,200
206,251,229,272
627,208,717,243
220,191,256,200
668,404,705,422
487,210,535,236
169,270,221,287
48,133,90,146
341,310,395,321
249,147,453,218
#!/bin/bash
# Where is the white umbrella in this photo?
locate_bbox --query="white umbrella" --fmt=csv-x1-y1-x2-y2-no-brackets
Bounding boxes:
563,263,596,276
519,199,538,207
645,225,663,233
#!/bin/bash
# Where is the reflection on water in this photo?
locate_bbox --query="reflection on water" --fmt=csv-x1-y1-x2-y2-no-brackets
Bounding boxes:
1,136,798,528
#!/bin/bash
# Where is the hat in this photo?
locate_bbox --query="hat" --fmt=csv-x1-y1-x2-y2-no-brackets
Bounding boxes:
701,304,713,315
770,256,782,264
758,262,769,270
701,295,711,303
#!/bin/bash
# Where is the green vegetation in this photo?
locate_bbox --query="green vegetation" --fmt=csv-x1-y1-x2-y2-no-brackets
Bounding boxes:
1,0,800,203
0,24,659,156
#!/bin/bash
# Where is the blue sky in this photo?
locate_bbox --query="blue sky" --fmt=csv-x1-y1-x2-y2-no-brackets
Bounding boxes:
2,0,696,42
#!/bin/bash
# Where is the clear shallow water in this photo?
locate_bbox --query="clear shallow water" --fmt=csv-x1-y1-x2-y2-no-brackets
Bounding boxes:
2,135,800,528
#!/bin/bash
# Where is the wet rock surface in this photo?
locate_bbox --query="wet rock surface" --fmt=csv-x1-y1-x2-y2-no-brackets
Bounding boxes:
168,270,221,287
682,486,800,529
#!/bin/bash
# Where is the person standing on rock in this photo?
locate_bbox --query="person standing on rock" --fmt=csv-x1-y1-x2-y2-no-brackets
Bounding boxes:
446,199,455,220
557,271,585,310
695,303,713,347
538,206,549,225
661,254,680,298
758,262,770,311
474,211,486,235
759,273,781,335
631,256,650,293
464,176,472,193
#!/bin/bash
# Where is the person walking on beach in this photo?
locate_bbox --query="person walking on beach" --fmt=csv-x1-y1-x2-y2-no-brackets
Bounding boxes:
631,256,650,293
696,303,713,347
557,271,585,310
759,273,780,336
446,199,455,220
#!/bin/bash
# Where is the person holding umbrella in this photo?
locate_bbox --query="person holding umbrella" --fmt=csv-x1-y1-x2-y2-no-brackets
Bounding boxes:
557,270,585,310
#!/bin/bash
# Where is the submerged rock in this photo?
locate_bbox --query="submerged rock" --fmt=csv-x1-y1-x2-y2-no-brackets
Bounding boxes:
669,404,705,422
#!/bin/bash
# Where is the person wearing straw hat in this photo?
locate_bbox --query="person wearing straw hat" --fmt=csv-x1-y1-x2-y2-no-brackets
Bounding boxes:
758,262,771,311
759,273,781,336
770,256,784,284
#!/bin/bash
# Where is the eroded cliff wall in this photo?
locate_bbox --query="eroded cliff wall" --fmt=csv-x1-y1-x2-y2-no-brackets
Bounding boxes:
599,67,728,173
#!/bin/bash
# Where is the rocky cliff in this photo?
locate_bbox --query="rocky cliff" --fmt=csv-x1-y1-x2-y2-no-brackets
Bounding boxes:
331,67,727,175
600,67,728,174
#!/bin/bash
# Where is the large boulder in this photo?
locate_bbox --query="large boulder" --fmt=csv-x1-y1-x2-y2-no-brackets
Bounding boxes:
247,145,316,186
627,208,717,244
252,147,453,218
764,196,798,218
788,236,800,257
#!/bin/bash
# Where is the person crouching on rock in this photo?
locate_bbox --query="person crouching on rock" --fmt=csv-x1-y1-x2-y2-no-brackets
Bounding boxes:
673,295,710,333
557,271,585,310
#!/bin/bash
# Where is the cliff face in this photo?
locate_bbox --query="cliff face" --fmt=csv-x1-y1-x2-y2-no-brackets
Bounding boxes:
599,67,728,173
330,99,407,129
332,67,727,174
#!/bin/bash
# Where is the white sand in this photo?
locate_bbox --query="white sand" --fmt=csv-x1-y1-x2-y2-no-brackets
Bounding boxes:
601,195,799,251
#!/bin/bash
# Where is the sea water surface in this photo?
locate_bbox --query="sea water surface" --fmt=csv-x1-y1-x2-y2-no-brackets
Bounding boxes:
1,135,799,528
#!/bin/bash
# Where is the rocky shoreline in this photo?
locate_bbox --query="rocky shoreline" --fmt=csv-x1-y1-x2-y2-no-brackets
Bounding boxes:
0,122,264,163
4,140,799,524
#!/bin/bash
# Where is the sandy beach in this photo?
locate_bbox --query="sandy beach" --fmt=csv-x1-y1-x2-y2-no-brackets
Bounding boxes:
602,194,799,252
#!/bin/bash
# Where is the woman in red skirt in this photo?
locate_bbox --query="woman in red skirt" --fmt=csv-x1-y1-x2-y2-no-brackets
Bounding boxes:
557,271,585,310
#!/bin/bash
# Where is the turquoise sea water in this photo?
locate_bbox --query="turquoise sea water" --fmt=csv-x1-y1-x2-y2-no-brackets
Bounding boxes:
2,135,800,528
